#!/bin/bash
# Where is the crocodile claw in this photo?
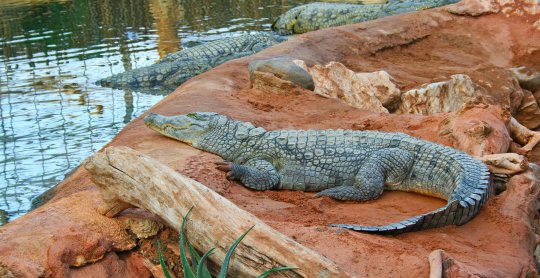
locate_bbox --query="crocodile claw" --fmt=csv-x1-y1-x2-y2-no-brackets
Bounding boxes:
215,161,233,171
215,161,237,180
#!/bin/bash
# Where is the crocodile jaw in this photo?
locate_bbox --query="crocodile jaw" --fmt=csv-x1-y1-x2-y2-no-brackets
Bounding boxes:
144,112,214,145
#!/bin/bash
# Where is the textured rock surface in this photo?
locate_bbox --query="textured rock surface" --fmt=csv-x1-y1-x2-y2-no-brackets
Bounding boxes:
396,74,477,115
438,103,512,157
305,61,395,113
297,59,401,111
396,71,540,130
118,215,163,239
0,190,145,277
356,70,401,109
446,0,501,16
1,1,540,277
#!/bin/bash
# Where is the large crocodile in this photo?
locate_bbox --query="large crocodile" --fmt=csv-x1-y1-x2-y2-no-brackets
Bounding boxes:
98,33,285,90
144,112,492,235
272,0,459,35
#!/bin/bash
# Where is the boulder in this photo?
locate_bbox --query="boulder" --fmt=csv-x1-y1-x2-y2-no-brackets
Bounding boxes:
302,61,402,113
511,67,540,92
396,74,477,115
355,70,401,110
248,57,314,91
438,102,512,156
446,0,500,16
0,191,142,277
295,60,401,110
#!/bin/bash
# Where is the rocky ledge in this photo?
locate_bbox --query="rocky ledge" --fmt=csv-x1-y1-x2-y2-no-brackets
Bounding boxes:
1,0,540,276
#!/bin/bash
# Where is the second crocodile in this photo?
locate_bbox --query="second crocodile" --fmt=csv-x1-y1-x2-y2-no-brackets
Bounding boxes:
99,0,457,91
98,33,285,90
144,112,492,235
272,0,459,35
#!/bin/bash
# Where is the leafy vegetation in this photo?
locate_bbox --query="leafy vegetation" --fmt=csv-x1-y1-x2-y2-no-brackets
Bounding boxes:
157,207,297,278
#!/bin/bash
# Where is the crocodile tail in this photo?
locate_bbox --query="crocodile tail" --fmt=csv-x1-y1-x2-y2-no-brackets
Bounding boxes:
332,171,493,235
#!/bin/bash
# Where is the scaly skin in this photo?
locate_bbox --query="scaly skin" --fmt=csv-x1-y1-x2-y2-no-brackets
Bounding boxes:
144,112,492,235
272,0,459,35
99,33,286,89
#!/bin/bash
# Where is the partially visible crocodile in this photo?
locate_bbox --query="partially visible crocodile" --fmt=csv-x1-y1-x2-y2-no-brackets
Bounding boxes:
144,112,492,235
272,0,459,35
99,0,455,91
98,33,286,90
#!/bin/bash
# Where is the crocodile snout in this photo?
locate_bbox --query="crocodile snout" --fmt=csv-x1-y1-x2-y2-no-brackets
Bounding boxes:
144,113,158,125
144,113,166,130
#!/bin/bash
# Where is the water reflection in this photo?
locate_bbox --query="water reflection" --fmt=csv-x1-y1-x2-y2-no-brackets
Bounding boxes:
0,0,318,222
149,0,182,58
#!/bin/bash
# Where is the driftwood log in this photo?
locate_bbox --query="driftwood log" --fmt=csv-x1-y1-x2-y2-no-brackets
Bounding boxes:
428,250,443,278
475,153,529,175
84,146,352,278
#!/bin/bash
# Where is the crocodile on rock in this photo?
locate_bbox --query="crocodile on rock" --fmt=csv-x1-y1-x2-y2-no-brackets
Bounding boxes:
272,0,459,35
98,33,286,90
144,112,492,235
98,0,456,91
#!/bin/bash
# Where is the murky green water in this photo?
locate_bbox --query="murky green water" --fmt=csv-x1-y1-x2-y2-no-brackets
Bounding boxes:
0,0,319,222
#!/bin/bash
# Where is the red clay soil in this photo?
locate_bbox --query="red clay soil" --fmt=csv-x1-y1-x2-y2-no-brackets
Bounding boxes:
1,1,540,277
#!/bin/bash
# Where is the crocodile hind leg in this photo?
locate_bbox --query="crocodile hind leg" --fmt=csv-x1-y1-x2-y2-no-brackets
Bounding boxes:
316,148,414,201
216,158,280,190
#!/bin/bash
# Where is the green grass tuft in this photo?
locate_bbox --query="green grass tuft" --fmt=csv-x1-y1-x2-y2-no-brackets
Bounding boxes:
158,206,297,277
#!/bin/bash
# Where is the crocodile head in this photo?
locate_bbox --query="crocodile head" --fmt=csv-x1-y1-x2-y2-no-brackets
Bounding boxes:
144,112,220,145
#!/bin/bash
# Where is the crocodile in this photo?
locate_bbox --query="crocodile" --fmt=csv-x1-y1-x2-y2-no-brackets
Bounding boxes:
272,0,459,35
98,33,286,90
98,0,455,91
144,112,492,235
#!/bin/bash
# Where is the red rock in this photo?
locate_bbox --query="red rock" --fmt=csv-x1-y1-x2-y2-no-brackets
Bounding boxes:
1,1,540,276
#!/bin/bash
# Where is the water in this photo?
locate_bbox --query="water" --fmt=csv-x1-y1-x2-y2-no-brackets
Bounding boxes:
0,0,319,222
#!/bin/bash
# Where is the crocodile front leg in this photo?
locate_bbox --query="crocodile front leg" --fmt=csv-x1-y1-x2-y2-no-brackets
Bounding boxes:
316,148,413,201
216,158,280,190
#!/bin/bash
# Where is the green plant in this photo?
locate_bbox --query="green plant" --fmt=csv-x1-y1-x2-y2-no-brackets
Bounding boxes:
157,207,297,278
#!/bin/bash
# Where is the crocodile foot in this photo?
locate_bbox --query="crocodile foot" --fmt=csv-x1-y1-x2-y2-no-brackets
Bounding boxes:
215,161,238,180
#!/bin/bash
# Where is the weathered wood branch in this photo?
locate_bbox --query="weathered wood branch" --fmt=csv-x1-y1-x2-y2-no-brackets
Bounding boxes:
428,250,443,278
475,153,529,175
509,117,540,156
84,146,352,278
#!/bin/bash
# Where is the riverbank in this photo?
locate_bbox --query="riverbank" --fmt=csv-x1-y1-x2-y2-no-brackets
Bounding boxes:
1,0,540,276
